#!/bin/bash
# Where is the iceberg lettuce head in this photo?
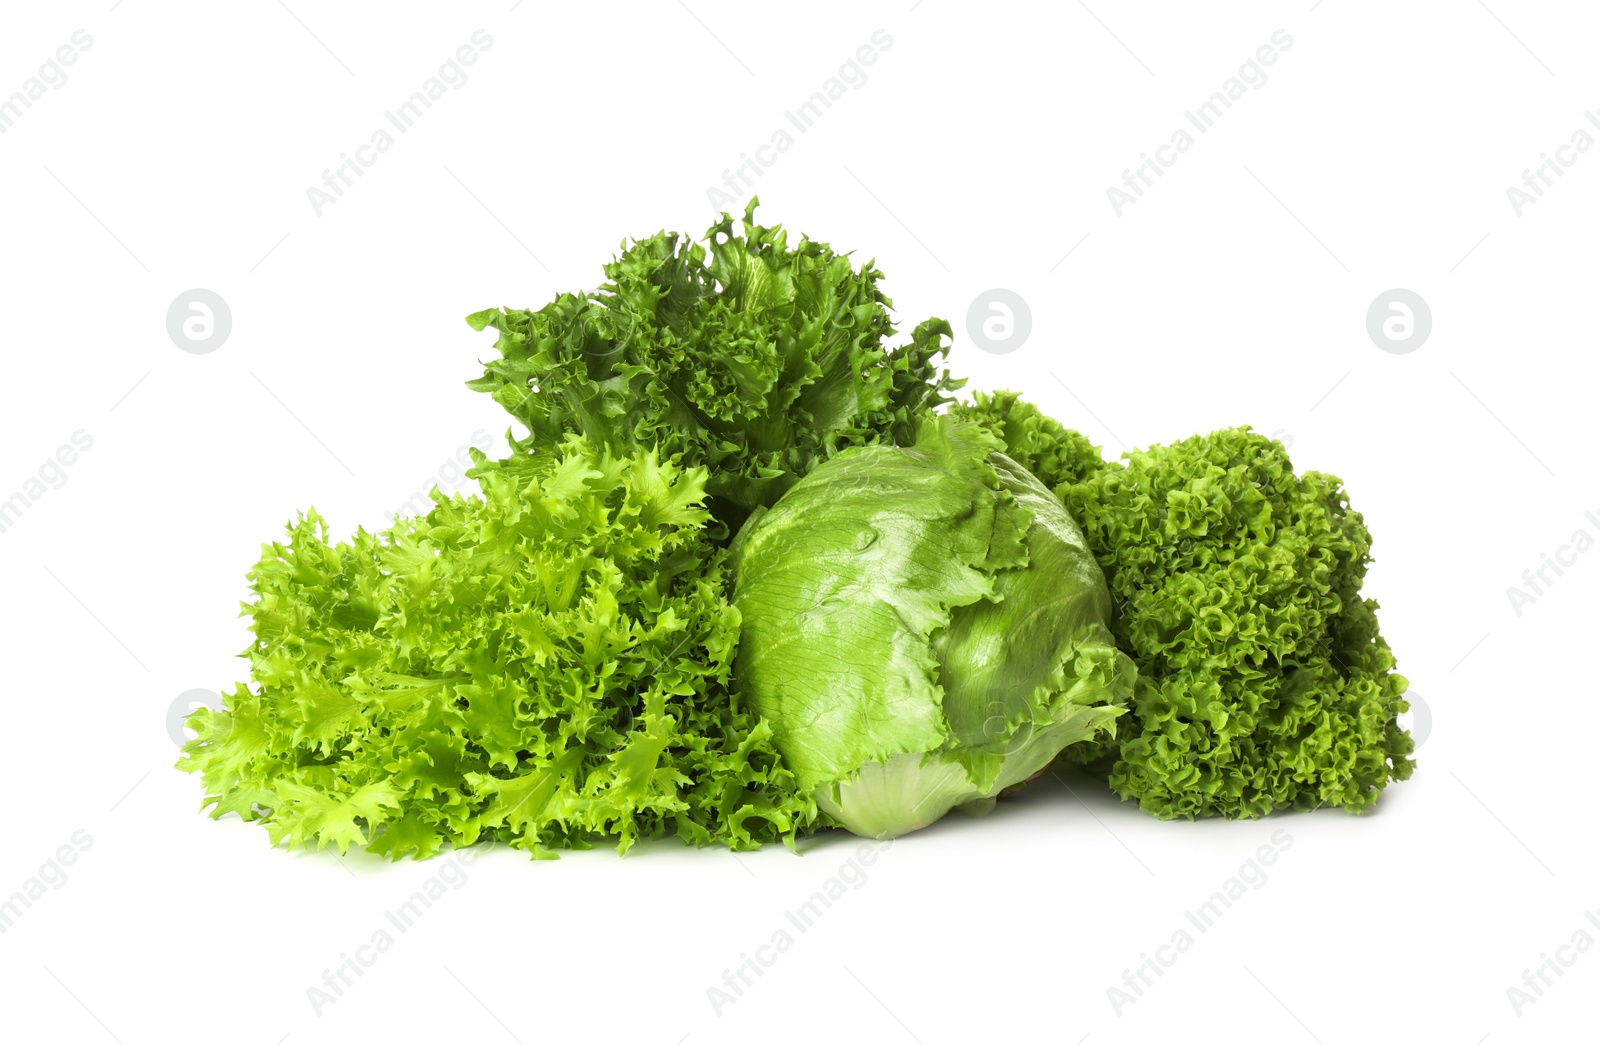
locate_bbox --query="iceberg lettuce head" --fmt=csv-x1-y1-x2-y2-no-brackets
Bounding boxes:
731,417,1135,838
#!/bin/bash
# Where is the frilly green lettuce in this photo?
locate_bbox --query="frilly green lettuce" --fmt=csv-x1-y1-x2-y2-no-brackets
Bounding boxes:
958,393,1415,819
1060,427,1414,818
179,436,815,858
465,198,960,538
950,390,1105,492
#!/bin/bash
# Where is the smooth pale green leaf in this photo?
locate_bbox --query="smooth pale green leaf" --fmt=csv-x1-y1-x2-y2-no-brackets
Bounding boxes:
733,417,1132,838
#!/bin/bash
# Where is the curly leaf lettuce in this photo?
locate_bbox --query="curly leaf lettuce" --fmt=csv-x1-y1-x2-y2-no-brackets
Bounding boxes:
949,390,1106,493
731,417,1134,839
179,437,815,858
465,198,960,536
957,395,1414,819
1060,427,1414,818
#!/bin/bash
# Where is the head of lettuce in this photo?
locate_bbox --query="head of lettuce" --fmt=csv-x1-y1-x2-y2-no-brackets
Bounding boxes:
731,417,1135,839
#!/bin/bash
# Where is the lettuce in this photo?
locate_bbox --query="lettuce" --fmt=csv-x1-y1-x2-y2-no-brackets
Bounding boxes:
1062,427,1414,818
180,201,1415,859
949,390,1104,493
465,199,960,538
730,417,1135,838
179,437,815,858
958,394,1415,818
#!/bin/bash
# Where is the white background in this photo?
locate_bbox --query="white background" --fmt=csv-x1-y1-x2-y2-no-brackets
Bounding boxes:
0,2,1594,1042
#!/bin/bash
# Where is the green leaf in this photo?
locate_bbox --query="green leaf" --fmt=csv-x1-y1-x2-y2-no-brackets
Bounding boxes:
959,404,1416,820
732,416,1132,838
463,199,962,538
177,435,816,857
